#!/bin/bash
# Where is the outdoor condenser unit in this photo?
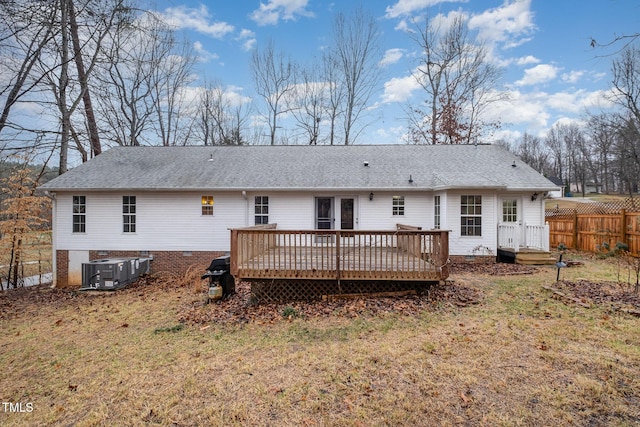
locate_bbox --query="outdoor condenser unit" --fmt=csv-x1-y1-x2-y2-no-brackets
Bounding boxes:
81,257,151,290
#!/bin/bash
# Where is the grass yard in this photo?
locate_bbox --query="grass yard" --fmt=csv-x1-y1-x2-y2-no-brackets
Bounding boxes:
1,255,639,426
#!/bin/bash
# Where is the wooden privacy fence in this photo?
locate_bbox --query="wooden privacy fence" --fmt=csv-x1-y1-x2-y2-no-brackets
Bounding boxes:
546,200,640,255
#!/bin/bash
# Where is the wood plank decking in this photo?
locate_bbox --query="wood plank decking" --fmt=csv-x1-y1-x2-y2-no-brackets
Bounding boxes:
230,226,450,284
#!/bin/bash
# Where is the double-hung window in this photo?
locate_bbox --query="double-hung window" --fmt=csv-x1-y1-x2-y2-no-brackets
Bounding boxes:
461,195,482,236
255,196,269,225
202,196,214,216
392,196,405,216
72,196,86,233
123,196,136,233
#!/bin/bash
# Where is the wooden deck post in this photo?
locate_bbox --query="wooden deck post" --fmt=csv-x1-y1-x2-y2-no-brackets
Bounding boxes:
230,229,238,278
440,230,449,277
335,230,341,282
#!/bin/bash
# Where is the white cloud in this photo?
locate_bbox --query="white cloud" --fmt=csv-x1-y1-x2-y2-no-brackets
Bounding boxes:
561,70,584,84
238,29,257,51
515,64,559,86
381,75,420,103
487,90,551,131
468,0,535,48
158,5,234,39
516,55,540,66
385,0,464,19
380,48,405,67
547,89,614,113
250,0,314,26
193,41,219,62
222,85,253,107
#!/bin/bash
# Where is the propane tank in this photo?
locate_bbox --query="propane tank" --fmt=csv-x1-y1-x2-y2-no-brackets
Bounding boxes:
208,285,223,301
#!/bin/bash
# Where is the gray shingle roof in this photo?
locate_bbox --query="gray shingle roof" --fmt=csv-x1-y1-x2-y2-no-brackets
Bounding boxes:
39,144,559,192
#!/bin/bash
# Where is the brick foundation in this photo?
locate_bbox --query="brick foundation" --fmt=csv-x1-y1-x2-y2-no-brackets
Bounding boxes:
55,249,226,288
56,250,69,288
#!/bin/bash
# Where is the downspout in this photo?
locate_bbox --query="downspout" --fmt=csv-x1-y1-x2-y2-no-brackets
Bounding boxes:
242,191,248,226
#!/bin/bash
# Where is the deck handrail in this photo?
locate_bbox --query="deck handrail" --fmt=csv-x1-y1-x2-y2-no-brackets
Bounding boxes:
230,227,449,282
498,222,550,251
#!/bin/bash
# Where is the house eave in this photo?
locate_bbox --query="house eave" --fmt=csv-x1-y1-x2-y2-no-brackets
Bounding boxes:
40,185,514,193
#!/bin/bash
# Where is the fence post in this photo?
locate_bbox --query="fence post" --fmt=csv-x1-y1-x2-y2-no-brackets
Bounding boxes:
621,209,627,249
572,209,578,250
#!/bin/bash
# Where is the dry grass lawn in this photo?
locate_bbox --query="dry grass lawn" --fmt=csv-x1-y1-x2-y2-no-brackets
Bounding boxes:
1,256,639,426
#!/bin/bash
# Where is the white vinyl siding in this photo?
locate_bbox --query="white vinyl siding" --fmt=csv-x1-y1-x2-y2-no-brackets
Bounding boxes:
55,192,245,252
446,191,496,256
53,190,546,257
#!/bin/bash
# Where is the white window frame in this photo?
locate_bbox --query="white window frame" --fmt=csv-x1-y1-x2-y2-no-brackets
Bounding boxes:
255,196,269,225
72,195,86,233
460,195,482,236
392,196,405,216
202,196,214,216
123,196,136,233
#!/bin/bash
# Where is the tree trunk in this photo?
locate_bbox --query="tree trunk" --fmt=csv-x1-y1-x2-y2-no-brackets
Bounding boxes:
67,0,101,157
58,0,70,174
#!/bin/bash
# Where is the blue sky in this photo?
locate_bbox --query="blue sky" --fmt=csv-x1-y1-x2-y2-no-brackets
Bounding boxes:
149,0,640,144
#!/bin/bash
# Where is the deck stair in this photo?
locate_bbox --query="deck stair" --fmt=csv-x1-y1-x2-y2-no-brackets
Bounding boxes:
516,249,555,265
498,248,555,265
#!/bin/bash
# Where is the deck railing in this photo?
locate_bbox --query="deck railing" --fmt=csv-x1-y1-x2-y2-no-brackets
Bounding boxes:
230,227,449,282
497,223,550,251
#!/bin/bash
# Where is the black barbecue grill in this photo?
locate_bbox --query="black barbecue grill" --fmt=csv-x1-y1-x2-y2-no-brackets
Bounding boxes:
201,255,235,297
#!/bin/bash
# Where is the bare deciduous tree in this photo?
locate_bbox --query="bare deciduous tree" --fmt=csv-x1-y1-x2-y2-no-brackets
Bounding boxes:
0,2,58,137
196,80,250,145
291,62,327,145
322,50,344,145
331,6,381,145
250,40,294,146
514,133,549,174
409,14,503,144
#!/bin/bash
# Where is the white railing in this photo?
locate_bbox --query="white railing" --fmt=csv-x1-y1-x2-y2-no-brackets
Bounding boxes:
498,222,549,251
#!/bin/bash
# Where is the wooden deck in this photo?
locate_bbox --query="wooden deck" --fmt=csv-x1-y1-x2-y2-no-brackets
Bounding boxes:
230,225,450,285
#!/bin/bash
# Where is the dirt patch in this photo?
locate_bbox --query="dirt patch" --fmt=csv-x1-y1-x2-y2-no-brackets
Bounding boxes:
547,279,640,312
450,261,539,275
178,280,483,325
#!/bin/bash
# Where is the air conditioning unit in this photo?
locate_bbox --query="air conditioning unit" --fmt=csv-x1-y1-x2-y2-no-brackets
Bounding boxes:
81,257,151,290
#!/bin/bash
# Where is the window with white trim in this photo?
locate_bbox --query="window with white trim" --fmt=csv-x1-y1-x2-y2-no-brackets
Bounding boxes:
502,199,517,222
123,196,136,233
73,195,86,233
434,195,440,229
255,196,269,225
392,196,405,216
460,195,482,236
202,196,214,216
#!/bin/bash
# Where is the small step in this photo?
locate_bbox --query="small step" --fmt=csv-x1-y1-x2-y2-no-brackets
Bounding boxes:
516,251,556,265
